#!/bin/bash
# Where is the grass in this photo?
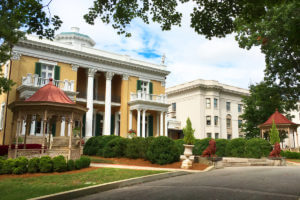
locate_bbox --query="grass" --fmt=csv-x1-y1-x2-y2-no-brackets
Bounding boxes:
287,159,300,163
0,168,166,200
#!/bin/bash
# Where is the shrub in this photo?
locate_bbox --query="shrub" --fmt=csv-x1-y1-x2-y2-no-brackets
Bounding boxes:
225,138,246,157
1,159,15,174
28,157,40,173
244,138,272,158
193,138,210,155
183,118,195,145
39,156,53,173
13,157,28,174
215,139,228,157
174,139,184,155
80,156,91,168
270,121,280,145
75,159,84,169
281,151,300,159
125,137,147,159
83,136,118,156
0,159,4,174
67,159,75,171
146,136,180,165
103,137,128,158
53,155,67,172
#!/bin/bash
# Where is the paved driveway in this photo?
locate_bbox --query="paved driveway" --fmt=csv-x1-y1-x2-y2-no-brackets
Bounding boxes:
75,166,300,200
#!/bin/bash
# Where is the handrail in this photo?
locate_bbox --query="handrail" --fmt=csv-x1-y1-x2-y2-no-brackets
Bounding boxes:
130,91,168,103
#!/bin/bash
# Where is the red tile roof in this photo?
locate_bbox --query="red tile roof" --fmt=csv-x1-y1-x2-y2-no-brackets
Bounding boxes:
25,78,75,104
262,109,296,125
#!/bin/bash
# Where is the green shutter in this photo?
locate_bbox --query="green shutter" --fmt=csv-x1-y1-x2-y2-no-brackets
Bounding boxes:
111,115,115,135
137,80,142,91
35,62,42,77
95,114,101,136
82,114,86,137
149,82,153,94
148,115,153,137
54,66,60,80
51,123,56,136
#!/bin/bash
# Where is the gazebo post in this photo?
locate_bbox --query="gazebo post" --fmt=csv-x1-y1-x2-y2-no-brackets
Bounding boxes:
41,111,48,153
296,131,299,148
15,117,21,158
8,118,15,155
24,114,31,149
68,114,74,160
287,127,291,149
80,119,83,155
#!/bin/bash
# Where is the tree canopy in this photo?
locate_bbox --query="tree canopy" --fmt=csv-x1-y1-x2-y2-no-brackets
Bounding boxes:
0,0,62,94
241,82,294,139
85,0,300,101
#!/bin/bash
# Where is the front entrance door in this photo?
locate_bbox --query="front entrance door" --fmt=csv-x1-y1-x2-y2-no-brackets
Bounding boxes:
95,113,103,136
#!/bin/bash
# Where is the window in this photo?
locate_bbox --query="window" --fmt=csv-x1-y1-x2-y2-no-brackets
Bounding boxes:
206,98,211,108
238,104,242,112
207,133,212,138
227,134,232,140
41,64,54,79
226,114,231,129
0,103,5,130
214,98,218,108
226,102,231,111
215,133,219,139
141,81,149,93
238,119,242,128
214,116,218,126
206,116,211,126
172,103,176,112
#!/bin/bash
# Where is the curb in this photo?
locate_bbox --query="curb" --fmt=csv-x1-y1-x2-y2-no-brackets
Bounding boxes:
28,171,191,200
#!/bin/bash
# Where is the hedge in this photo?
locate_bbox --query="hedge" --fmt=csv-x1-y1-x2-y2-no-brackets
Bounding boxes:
193,138,211,155
0,156,90,175
215,139,228,157
174,139,184,155
83,136,118,156
103,137,128,158
125,137,147,159
281,151,300,159
146,136,180,165
225,138,247,157
244,138,272,158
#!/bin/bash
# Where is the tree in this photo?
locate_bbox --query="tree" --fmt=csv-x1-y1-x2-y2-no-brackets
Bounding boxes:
84,0,300,101
183,117,195,145
269,121,280,145
241,82,291,139
0,0,62,93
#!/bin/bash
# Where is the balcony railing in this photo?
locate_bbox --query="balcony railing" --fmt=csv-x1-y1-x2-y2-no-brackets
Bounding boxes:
22,73,75,92
130,91,168,104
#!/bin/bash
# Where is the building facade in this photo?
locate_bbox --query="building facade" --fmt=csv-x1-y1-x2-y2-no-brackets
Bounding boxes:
166,79,249,139
0,27,170,145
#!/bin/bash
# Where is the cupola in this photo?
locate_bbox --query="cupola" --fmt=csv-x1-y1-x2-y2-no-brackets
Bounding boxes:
54,27,95,47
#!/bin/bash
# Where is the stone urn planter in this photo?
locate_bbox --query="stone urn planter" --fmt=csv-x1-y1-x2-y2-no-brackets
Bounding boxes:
181,144,194,169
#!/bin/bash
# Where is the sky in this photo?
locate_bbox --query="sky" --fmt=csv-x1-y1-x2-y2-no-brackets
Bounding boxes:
46,0,265,89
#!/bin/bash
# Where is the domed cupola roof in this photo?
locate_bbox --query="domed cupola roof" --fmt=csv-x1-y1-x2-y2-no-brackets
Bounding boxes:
54,27,95,47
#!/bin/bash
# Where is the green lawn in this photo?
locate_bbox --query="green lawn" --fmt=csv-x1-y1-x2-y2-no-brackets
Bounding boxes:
0,168,166,200
89,156,116,164
287,159,300,163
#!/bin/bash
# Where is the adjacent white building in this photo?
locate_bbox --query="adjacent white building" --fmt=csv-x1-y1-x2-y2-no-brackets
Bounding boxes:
166,79,249,139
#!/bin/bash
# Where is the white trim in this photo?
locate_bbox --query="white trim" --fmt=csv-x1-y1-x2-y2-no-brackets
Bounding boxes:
0,103,5,130
39,59,58,66
139,78,150,82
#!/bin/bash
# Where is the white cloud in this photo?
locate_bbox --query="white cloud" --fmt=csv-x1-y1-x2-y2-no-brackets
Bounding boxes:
47,0,265,89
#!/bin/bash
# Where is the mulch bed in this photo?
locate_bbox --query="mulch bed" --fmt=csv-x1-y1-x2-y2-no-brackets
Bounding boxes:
91,156,208,170
0,167,99,180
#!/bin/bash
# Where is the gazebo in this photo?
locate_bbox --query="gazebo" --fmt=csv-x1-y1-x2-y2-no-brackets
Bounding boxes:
258,109,299,150
8,78,88,160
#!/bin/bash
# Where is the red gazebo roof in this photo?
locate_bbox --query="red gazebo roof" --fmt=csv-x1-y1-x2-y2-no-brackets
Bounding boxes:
25,78,75,104
261,109,296,126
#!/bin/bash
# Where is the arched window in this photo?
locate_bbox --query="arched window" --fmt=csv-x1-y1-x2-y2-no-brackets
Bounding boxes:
226,114,232,129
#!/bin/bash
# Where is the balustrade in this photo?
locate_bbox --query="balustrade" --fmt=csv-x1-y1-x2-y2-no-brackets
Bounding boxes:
130,91,168,103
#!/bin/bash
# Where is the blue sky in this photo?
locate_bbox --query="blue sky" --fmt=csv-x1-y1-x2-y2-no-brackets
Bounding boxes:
45,0,265,89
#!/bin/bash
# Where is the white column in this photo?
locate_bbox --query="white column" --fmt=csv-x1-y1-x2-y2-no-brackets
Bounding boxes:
129,110,133,130
85,68,96,138
60,117,65,136
104,72,114,135
30,116,35,136
114,112,119,136
142,109,146,138
137,109,141,137
68,122,71,136
164,112,168,137
156,113,159,136
160,111,164,136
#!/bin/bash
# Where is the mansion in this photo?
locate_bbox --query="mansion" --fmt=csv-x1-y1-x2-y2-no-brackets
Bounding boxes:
166,79,249,140
0,27,170,145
